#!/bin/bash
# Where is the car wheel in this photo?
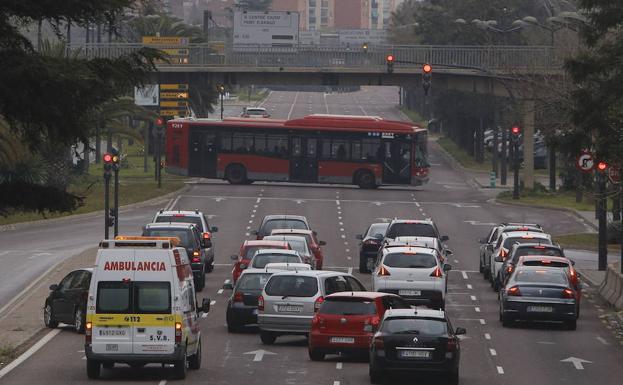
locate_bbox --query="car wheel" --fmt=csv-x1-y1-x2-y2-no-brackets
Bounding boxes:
102,362,114,369
74,308,85,333
44,304,58,328
86,359,101,379
479,259,484,273
188,339,201,370
359,255,369,274
173,346,187,380
356,170,376,189
308,349,324,361
225,164,247,184
260,331,276,345
566,319,577,331
369,366,384,384
484,268,490,280
196,272,206,291
206,261,214,273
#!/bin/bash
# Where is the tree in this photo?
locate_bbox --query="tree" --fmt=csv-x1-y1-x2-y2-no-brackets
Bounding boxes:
123,12,207,43
239,0,273,12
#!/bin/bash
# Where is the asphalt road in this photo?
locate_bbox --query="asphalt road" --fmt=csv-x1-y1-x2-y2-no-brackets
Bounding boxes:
2,87,622,385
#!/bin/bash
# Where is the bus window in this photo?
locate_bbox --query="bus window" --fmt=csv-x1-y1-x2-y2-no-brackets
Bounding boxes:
292,138,302,156
255,134,267,153
233,133,254,153
351,141,362,160
331,140,349,160
220,132,232,151
267,135,288,157
362,139,381,162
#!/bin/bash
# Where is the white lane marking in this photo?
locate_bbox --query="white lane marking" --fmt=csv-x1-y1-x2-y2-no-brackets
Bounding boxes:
497,366,504,374
169,195,181,210
0,329,61,379
159,380,167,385
597,336,610,345
254,205,259,208
248,220,253,223
344,241,348,245
217,289,224,294
345,249,350,253
537,341,555,345
454,259,459,264
475,307,481,313
246,226,251,230
340,228,344,232
560,357,592,370
489,349,497,356
245,232,250,236
341,235,346,239
163,197,174,211
484,333,491,340
256,198,261,203
348,267,353,274
479,319,486,325
461,271,468,280
414,202,420,207
336,200,340,205
202,312,208,318
210,300,217,305
336,362,343,370
347,256,351,260
224,279,231,284
251,214,255,218
470,295,477,301
464,220,497,226
181,195,486,206
334,381,340,385
339,222,344,226
287,91,299,119
467,284,473,289
323,93,329,114
244,349,276,362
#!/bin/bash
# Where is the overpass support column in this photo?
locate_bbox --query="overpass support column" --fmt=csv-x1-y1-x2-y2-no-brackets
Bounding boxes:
522,100,535,190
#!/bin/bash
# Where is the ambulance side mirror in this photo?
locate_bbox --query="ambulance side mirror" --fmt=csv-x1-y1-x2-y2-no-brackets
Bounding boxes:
201,298,211,313
49,284,58,291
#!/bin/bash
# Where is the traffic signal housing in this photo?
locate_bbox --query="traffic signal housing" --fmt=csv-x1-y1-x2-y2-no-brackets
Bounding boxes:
511,126,521,135
217,84,225,94
386,54,394,74
422,63,432,96
103,153,113,172
597,161,608,172
107,208,116,227
155,117,164,127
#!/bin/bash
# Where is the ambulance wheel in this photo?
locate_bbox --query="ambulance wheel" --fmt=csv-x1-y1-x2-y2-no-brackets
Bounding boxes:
173,347,187,379
86,359,101,379
44,304,58,328
189,339,201,370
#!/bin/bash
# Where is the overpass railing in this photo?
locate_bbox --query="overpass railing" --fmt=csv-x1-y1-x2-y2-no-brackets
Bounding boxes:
66,43,569,72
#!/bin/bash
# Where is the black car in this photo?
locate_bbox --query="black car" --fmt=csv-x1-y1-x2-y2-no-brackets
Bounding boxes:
370,308,464,385
253,215,311,239
224,270,273,332
143,222,208,290
499,266,578,330
383,219,448,245
44,268,92,333
356,222,390,273
499,243,565,286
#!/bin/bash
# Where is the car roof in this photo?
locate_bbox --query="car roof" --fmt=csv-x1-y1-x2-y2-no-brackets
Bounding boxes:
518,255,570,263
144,222,196,229
383,308,446,320
239,268,274,276
382,246,437,255
268,270,345,278
264,235,308,241
156,210,202,216
271,228,314,235
263,262,312,271
243,240,290,247
252,248,300,256
245,107,266,111
502,231,550,239
76,267,94,273
390,219,434,224
263,215,308,222
325,291,397,300
511,242,560,250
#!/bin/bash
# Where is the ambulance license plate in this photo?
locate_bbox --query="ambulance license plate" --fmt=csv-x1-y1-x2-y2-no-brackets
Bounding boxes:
106,344,118,352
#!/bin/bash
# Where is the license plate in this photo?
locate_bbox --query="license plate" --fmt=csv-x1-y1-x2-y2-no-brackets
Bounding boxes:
399,350,430,359
105,344,118,352
98,329,126,337
527,305,553,313
399,290,421,296
277,305,302,313
330,337,355,344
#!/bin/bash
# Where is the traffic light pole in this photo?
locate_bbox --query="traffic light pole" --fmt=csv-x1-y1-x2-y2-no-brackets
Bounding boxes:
156,132,162,189
501,128,508,185
220,92,224,120
512,138,520,200
103,168,111,239
113,163,119,237
597,171,608,271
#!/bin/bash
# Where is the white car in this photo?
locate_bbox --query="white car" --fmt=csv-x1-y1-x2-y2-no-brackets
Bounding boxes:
489,231,552,291
241,107,270,118
249,249,303,269
372,246,451,309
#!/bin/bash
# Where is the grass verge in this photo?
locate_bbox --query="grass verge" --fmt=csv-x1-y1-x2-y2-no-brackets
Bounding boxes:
497,190,595,212
0,344,17,364
437,136,492,172
0,143,187,226
554,233,620,253
398,107,426,126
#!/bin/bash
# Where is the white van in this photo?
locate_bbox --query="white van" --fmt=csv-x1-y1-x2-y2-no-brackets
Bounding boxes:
85,237,210,380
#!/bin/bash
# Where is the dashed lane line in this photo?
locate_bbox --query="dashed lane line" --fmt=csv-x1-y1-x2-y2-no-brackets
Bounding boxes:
489,349,497,356
336,362,342,369
467,284,473,290
484,333,491,340
497,366,504,375
217,289,224,294
470,295,477,301
461,271,468,280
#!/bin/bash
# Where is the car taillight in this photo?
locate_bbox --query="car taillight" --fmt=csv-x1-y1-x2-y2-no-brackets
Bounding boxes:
506,266,514,274
562,288,575,299
175,322,183,343
378,266,391,276
430,266,443,278
85,322,92,344
446,338,458,352
363,239,379,245
192,257,201,263
314,296,324,312
202,232,211,240
373,334,384,350
233,292,244,303
500,249,508,258
258,295,264,311
507,286,521,296
364,316,380,332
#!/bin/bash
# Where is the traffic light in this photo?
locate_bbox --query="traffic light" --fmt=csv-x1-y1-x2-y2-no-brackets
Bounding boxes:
107,208,116,227
217,84,225,94
422,63,432,96
155,117,164,127
386,54,394,74
511,126,521,135
597,161,608,172
103,153,113,172
362,42,369,52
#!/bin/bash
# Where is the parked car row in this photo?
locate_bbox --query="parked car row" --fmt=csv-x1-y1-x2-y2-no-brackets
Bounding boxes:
478,222,582,330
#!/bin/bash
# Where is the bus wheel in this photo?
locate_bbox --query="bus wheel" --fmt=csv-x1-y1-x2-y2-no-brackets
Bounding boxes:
225,164,247,184
356,170,375,189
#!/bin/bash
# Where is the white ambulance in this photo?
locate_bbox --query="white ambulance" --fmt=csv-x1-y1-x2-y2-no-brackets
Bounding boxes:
85,237,210,380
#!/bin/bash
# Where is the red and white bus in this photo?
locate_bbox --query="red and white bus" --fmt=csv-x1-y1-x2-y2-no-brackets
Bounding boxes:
165,114,429,188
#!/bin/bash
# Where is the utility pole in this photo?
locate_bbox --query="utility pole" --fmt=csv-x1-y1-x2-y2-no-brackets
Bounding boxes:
103,154,113,239
501,127,508,185
492,125,499,179
549,143,556,191
112,150,120,237
596,161,608,270
154,117,164,188
511,126,521,200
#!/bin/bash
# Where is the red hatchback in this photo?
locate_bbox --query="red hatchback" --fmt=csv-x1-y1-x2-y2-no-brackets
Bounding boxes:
308,292,410,360
231,240,290,283
270,229,326,270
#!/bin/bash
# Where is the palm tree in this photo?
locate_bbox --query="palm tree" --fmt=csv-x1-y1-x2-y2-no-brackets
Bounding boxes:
123,13,207,43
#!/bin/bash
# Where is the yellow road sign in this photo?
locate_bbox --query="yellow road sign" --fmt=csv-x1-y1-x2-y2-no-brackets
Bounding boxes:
160,92,189,99
160,100,189,108
160,109,188,116
142,36,189,45
160,84,189,91
159,48,190,56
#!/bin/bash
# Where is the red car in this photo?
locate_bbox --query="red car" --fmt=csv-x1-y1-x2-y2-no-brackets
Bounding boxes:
270,229,326,270
231,240,290,283
308,292,410,360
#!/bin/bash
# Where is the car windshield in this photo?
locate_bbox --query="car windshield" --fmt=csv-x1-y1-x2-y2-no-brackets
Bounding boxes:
515,269,568,284
96,281,171,314
273,232,313,245
522,260,569,268
265,276,318,297
265,237,309,255
155,215,203,231
246,108,265,115
251,253,301,268
514,247,562,260
237,273,271,291
320,298,377,315
244,245,284,259
383,253,437,268
143,229,193,248
382,318,447,336
367,223,389,237
386,223,437,238
262,219,308,234
503,236,551,250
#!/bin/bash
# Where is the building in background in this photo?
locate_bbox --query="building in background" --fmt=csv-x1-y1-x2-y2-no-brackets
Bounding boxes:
334,0,370,29
369,0,404,29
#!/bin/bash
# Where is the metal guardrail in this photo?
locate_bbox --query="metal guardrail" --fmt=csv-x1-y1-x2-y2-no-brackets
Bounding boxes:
66,43,569,73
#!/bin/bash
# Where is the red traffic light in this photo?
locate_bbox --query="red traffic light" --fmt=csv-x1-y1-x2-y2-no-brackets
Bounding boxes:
386,54,394,62
422,63,432,73
597,161,608,171
155,117,164,126
511,126,521,135
103,153,113,163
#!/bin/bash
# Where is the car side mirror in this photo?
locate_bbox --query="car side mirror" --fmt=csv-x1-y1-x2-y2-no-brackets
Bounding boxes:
319,240,326,246
230,254,239,261
49,284,58,291
455,327,466,335
570,259,576,266
223,282,234,290
201,298,211,313
440,235,449,242
478,238,487,244
210,226,219,233
443,264,452,272
313,231,318,235
444,249,454,255
240,263,248,270
201,239,212,248
356,234,363,240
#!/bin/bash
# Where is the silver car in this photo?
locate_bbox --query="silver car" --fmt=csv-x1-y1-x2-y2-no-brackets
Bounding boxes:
263,235,314,267
249,249,303,269
257,270,367,344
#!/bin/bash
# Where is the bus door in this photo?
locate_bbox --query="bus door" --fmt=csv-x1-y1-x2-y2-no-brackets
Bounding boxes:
381,139,411,184
188,131,217,178
290,137,318,182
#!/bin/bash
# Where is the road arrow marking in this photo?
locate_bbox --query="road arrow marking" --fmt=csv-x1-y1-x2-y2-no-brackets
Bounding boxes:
561,357,592,370
244,349,276,362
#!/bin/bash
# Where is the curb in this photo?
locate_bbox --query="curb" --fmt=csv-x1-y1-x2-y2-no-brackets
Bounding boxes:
493,198,598,231
576,269,602,288
429,141,479,190
0,182,192,233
